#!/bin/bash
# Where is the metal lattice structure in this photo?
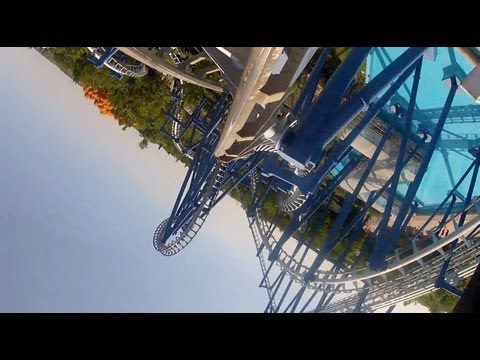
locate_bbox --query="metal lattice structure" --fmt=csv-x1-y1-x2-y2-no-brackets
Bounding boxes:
147,47,480,313
87,47,148,79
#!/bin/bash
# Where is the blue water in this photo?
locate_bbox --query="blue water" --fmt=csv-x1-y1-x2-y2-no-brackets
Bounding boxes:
367,47,480,208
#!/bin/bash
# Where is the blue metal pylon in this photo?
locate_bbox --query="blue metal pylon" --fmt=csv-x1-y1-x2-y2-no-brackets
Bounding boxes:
369,76,459,270
435,156,480,296
151,48,480,313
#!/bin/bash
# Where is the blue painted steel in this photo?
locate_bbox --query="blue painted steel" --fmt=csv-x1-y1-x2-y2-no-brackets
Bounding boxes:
276,278,295,310
293,47,332,119
369,48,479,208
304,124,394,282
406,159,479,243
212,154,263,207
151,47,480,312
386,305,396,313
324,142,423,260
353,287,370,313
375,59,422,241
435,157,480,295
155,95,231,245
285,286,307,313
247,177,275,218
275,53,423,200
280,48,428,167
333,207,368,269
264,271,286,313
259,261,275,288
268,154,361,261
434,195,458,238
369,77,459,270
400,202,419,233
296,195,336,267
87,47,118,68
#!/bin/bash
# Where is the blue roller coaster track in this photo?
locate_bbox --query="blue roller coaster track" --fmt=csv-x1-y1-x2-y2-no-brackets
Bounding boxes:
88,47,480,312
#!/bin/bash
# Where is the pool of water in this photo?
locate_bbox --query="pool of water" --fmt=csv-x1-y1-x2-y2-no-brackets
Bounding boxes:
366,47,480,209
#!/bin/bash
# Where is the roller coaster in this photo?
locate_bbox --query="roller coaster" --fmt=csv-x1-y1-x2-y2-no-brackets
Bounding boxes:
87,47,148,79
91,47,480,312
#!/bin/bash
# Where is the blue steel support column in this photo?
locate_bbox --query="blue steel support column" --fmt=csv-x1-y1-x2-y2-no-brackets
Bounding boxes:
211,154,262,206
276,278,295,312
239,185,251,204
300,290,321,313
280,47,428,166
279,52,423,198
302,47,372,119
160,97,228,241
317,283,349,311
88,47,118,68
166,158,218,230
400,202,419,233
247,178,275,218
386,305,396,313
285,229,310,267
293,48,332,119
264,271,286,313
265,210,281,240
328,143,422,253
376,59,422,241
435,158,480,296
333,207,369,269
162,144,210,239
295,195,336,268
314,257,350,311
304,125,394,282
431,195,459,295
353,287,370,313
407,159,478,240
437,282,463,298
314,291,331,312
370,77,459,270
311,283,339,312
351,192,379,269
259,261,275,288
268,156,360,261
468,224,480,240
285,286,308,313
434,195,457,238
456,159,480,227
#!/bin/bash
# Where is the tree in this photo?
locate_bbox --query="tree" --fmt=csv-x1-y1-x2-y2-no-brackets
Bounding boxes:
405,277,472,313
46,47,367,266
139,138,149,150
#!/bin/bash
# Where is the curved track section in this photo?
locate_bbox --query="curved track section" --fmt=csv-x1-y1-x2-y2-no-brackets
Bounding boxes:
318,235,480,312
169,98,194,160
253,201,480,288
149,47,480,312
248,197,480,312
87,47,148,77
153,163,226,256
171,121,193,160
278,166,313,212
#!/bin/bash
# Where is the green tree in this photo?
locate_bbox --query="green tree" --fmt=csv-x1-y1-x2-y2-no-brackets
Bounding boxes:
45,47,370,267
405,277,472,313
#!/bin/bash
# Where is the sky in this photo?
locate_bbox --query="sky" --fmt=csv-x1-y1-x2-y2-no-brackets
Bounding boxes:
0,47,427,313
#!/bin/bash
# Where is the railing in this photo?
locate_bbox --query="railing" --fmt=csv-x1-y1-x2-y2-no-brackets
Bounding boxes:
88,47,148,78
153,164,227,256
248,197,480,300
